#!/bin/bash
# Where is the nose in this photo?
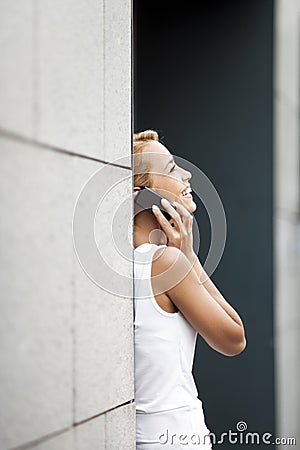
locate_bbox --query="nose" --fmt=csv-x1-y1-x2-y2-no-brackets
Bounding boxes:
182,168,192,183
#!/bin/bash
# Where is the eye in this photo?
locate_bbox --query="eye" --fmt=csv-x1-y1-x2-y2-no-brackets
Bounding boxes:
169,163,176,173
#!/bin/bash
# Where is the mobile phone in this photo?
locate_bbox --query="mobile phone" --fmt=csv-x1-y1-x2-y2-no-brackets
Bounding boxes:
134,187,176,221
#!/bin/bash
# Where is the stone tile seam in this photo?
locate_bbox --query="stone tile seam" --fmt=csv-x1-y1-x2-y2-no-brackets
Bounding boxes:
0,127,132,171
7,399,135,450
74,399,135,428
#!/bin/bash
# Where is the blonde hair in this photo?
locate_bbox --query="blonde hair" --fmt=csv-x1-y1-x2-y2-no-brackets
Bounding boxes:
133,129,160,188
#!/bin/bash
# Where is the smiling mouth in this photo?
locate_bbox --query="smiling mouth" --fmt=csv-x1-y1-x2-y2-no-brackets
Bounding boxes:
181,185,193,197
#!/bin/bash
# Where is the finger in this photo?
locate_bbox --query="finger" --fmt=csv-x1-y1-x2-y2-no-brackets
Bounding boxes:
152,204,175,237
160,198,185,232
172,200,191,216
173,201,193,231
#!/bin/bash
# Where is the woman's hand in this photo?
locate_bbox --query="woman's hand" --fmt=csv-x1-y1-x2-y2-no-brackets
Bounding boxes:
152,199,194,259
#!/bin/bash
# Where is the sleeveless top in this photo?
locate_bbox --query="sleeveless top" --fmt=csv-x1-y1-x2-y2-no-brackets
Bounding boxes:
133,242,204,414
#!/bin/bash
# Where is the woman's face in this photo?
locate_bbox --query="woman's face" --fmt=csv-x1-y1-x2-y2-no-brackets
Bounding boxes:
142,140,197,213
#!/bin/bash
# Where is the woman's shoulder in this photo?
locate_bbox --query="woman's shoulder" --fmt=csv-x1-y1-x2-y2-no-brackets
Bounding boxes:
152,244,183,265
151,245,193,289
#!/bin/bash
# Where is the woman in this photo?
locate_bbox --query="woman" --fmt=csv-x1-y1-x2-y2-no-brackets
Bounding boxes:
133,129,246,449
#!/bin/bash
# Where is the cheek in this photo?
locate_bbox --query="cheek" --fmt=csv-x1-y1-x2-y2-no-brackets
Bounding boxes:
153,174,183,197
162,178,179,191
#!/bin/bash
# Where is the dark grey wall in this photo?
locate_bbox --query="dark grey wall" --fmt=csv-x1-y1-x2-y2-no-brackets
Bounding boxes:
133,0,275,447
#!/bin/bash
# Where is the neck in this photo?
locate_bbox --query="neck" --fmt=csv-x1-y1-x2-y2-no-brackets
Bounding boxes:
134,210,164,249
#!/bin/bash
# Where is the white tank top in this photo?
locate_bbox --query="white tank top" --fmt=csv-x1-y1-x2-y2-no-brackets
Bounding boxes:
134,242,204,414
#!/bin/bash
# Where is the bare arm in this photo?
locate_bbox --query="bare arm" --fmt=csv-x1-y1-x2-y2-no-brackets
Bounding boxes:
186,251,245,329
152,246,247,357
151,200,246,356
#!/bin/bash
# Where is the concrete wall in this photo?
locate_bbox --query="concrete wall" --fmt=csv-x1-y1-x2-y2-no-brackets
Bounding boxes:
274,0,300,445
0,1,135,449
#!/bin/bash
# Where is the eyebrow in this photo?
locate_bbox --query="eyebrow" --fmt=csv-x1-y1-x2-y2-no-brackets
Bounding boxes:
163,157,174,170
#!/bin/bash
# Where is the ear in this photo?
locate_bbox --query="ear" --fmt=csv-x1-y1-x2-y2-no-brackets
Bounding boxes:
133,186,142,200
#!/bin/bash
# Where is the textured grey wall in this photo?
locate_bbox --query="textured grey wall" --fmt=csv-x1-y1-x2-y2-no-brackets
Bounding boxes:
274,0,300,446
0,1,135,449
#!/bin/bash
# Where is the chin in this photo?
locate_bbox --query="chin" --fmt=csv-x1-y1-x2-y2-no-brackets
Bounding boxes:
179,196,197,213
